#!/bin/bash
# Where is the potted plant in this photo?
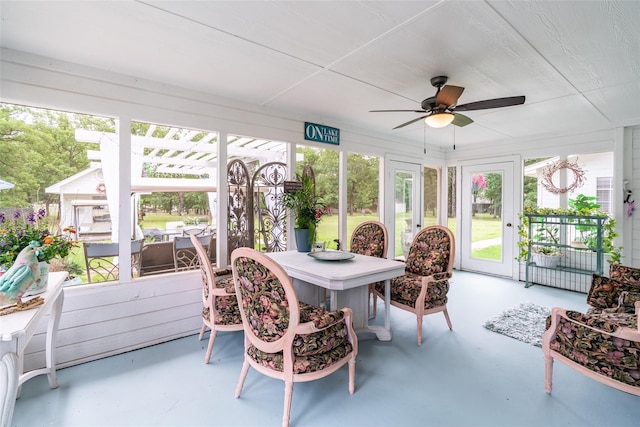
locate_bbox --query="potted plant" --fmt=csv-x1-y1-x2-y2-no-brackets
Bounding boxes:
280,175,324,252
568,194,602,249
531,245,563,268
516,195,620,265
0,209,77,293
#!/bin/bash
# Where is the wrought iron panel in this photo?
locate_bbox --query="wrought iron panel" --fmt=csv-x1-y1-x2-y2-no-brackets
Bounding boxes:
227,159,253,262
252,162,287,252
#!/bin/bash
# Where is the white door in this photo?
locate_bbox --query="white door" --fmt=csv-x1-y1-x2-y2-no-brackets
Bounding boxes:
460,162,514,277
385,160,423,259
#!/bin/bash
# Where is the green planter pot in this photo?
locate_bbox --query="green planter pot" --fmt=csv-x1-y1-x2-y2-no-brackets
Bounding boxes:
294,229,311,252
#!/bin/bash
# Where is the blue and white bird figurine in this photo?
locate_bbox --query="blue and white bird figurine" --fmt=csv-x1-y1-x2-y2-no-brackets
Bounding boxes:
0,241,42,306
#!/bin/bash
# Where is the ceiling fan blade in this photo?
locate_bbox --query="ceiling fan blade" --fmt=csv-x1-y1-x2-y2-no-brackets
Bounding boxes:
436,85,464,107
370,109,427,113
452,113,473,127
454,96,525,111
393,115,428,130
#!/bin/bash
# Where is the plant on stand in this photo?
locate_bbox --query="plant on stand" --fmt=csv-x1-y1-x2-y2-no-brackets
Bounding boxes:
531,245,563,268
280,175,324,252
516,197,621,266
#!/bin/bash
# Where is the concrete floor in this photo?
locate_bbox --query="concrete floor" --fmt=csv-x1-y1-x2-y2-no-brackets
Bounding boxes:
12,270,640,427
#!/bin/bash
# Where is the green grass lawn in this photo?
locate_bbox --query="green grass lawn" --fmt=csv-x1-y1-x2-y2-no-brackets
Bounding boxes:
140,213,208,230
469,213,502,240
472,244,502,260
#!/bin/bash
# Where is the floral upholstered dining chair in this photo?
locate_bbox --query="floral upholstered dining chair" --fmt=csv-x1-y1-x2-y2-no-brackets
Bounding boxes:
190,234,243,364
231,247,357,427
349,220,388,317
373,225,455,345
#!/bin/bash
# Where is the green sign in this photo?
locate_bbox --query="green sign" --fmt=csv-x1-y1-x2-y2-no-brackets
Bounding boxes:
304,122,340,145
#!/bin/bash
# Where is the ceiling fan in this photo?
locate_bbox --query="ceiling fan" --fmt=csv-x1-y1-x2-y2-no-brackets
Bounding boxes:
370,76,525,129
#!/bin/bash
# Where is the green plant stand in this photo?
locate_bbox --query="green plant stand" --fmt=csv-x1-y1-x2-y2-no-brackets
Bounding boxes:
523,213,609,292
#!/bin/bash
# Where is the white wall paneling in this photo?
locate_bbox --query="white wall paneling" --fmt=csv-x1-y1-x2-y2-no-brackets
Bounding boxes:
22,272,202,371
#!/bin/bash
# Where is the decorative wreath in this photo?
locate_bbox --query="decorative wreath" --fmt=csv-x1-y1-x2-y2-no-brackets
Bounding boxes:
541,159,586,194
96,183,106,193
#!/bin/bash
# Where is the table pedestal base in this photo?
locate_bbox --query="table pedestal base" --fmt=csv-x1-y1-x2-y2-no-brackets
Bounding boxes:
293,278,392,341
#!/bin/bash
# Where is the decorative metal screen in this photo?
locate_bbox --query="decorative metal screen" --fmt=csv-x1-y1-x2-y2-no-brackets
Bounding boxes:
227,159,253,262
252,162,287,252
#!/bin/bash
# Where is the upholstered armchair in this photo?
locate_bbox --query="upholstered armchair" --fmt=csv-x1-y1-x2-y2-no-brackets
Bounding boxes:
373,225,455,345
349,220,388,317
591,264,640,310
231,247,357,427
190,235,242,364
542,264,640,396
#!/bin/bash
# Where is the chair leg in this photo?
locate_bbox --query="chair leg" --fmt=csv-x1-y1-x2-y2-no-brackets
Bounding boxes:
204,330,217,364
198,323,206,341
443,308,453,330
417,316,423,346
544,354,554,394
367,285,374,319
348,356,356,395
282,381,293,427
235,360,250,398
372,288,377,318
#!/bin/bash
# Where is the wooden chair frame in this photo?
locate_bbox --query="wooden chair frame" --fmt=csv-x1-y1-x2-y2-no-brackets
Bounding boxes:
543,304,640,396
190,234,242,364
348,220,388,317
373,225,455,345
231,247,357,427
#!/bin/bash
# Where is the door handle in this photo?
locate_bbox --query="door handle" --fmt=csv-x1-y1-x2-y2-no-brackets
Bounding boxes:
416,224,421,228
506,223,512,227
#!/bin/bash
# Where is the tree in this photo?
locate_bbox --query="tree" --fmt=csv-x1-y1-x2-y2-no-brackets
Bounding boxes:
0,106,35,206
523,158,549,209
347,153,378,214
447,167,456,218
484,173,502,217
423,167,437,216
0,104,113,209
523,176,538,209
296,146,338,208
295,148,380,215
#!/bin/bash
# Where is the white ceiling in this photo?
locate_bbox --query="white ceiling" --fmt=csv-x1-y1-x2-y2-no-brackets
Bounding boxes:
1,0,639,149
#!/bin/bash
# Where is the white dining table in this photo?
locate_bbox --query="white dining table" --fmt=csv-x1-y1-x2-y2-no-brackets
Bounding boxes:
265,250,405,341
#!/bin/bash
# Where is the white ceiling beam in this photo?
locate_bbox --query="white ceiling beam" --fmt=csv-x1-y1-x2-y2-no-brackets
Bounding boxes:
141,156,217,168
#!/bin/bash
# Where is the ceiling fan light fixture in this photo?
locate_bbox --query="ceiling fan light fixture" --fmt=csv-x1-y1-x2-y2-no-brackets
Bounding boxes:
425,112,454,128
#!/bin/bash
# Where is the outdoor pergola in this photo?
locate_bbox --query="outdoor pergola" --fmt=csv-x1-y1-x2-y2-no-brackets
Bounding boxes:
63,127,290,241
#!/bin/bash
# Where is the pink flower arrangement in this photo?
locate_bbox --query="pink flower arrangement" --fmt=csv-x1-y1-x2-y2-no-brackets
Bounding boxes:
471,174,486,191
